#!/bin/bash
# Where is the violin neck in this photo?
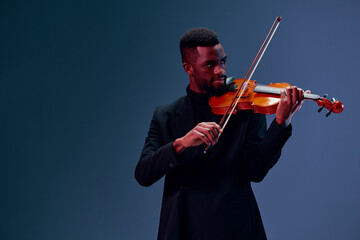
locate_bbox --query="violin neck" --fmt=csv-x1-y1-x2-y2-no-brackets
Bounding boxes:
254,85,320,100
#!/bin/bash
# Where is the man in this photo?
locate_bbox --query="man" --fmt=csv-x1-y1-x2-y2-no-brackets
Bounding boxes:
135,27,305,239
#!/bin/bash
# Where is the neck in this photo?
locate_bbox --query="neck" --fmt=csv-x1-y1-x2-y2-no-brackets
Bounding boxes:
189,78,206,94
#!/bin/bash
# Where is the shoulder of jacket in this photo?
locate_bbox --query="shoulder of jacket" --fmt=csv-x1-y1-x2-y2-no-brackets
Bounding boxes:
155,96,187,116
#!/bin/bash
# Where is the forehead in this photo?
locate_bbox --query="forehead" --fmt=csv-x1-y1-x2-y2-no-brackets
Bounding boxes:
195,44,226,63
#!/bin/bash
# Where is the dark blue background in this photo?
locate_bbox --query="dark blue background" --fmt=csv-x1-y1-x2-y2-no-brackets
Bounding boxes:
1,0,359,239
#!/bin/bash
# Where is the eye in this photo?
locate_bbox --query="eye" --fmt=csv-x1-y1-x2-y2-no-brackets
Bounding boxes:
205,62,215,68
220,58,227,65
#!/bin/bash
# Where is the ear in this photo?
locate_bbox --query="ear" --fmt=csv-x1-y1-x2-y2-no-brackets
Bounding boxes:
183,62,194,76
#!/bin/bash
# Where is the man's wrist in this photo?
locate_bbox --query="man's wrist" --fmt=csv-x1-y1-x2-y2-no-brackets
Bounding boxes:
276,118,290,128
173,138,186,155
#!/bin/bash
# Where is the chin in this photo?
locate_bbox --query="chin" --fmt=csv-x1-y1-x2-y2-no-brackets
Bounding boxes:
212,81,224,89
207,83,225,96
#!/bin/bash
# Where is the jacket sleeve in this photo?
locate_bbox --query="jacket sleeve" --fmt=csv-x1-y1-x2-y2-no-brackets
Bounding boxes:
135,107,180,187
243,113,292,182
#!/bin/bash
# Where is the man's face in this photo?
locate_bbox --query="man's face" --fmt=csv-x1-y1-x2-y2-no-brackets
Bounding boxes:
184,43,227,94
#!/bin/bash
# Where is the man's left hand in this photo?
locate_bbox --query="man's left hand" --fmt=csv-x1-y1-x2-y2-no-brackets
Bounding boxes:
275,86,309,127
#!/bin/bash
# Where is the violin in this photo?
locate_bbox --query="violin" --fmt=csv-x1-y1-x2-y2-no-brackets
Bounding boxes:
204,17,344,153
209,78,344,117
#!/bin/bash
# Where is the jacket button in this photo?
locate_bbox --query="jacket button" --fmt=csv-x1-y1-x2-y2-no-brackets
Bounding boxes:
169,162,174,167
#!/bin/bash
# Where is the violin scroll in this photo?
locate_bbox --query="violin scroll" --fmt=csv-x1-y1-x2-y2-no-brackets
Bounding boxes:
316,95,344,117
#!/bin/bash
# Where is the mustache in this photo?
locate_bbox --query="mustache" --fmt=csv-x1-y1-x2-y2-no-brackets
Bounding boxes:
211,75,227,82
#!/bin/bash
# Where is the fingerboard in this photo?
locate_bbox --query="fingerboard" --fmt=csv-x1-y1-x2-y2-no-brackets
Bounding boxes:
254,85,320,100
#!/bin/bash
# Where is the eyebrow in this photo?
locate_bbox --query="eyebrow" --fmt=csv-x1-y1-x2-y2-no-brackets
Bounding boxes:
204,56,227,64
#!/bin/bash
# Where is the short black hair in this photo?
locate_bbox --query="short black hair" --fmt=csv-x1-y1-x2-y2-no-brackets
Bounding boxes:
180,27,219,63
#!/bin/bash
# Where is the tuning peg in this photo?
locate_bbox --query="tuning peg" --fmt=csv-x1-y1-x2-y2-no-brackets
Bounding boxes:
318,94,328,112
324,98,337,117
326,110,332,117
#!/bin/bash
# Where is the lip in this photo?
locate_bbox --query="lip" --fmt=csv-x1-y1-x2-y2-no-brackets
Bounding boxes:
213,76,226,82
213,79,224,83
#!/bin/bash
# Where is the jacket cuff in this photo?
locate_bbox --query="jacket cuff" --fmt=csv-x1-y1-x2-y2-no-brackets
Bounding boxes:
268,119,292,142
161,141,180,173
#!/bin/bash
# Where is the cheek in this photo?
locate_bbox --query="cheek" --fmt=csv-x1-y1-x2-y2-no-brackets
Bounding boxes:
198,68,212,77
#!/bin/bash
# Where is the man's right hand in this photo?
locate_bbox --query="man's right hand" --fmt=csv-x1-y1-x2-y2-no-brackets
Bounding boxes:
172,122,222,154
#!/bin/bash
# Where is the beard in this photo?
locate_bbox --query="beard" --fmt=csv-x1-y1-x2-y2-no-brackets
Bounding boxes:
206,75,228,96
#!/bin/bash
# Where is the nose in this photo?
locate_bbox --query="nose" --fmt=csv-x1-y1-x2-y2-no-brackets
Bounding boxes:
214,63,226,76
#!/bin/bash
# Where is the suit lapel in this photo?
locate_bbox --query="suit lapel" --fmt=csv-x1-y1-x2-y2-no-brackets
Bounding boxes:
174,96,222,135
174,96,196,139
173,96,204,162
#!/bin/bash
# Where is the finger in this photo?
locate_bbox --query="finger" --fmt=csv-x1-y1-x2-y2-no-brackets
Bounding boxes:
201,122,222,133
200,122,222,141
290,87,298,111
194,130,211,145
196,126,216,145
210,125,220,143
294,92,304,112
280,89,286,100
291,87,305,113
286,87,292,105
291,86,298,109
279,89,286,107
276,89,287,125
297,88,305,111
299,88,304,102
212,122,223,133
208,122,222,141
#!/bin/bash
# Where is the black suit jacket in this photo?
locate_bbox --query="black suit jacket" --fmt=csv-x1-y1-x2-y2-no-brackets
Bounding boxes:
135,94,291,240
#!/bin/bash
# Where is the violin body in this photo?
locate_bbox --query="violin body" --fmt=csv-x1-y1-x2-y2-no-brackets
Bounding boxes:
209,78,344,116
210,79,291,115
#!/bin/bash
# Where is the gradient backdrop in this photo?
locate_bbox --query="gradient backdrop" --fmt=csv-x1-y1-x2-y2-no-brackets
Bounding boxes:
1,0,359,239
